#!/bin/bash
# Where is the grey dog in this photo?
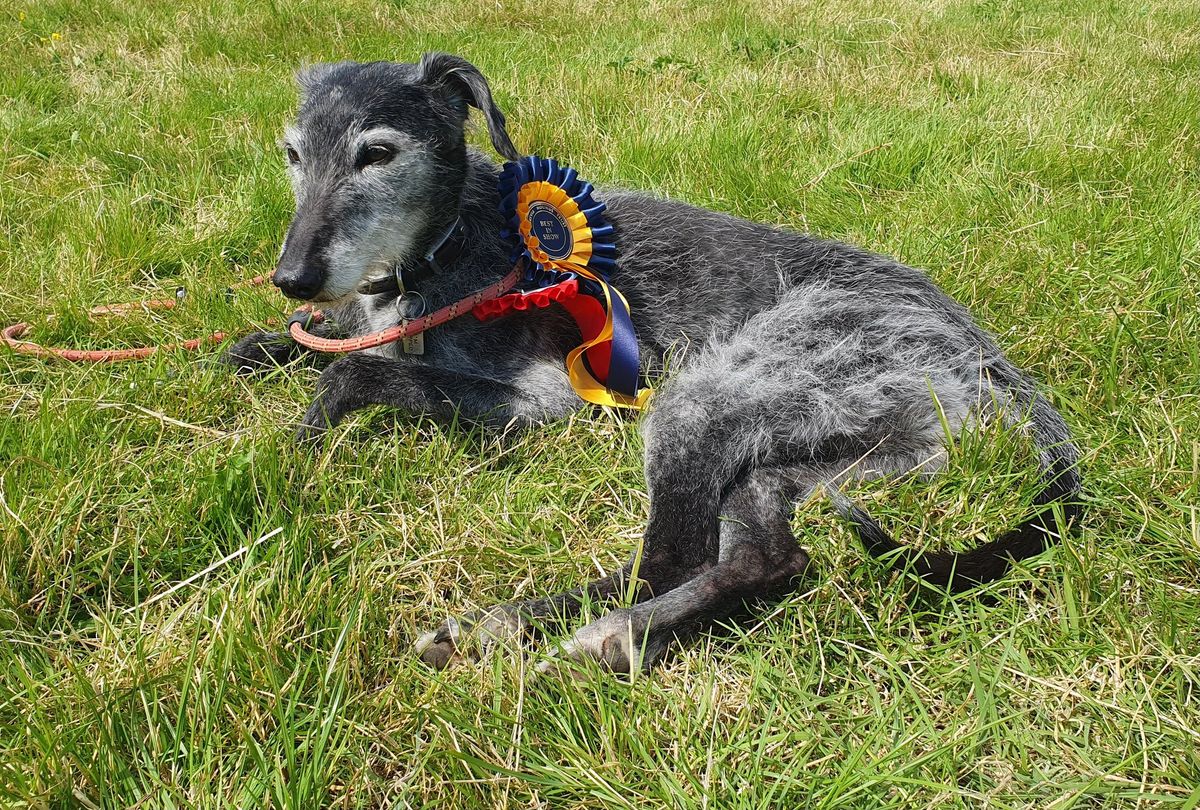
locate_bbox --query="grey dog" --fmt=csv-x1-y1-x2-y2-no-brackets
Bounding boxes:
226,53,1082,676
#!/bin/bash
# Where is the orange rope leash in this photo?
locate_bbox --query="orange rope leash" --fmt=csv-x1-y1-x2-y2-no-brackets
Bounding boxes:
1,275,273,363
286,266,522,353
1,322,235,362
2,265,523,363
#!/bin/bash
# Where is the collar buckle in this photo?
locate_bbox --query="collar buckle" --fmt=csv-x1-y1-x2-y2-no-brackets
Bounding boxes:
356,216,465,297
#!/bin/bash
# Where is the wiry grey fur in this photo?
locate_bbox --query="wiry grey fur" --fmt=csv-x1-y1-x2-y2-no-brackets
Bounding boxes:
226,53,1083,676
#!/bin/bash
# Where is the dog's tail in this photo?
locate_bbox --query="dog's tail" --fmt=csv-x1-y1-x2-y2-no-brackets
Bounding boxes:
842,394,1082,592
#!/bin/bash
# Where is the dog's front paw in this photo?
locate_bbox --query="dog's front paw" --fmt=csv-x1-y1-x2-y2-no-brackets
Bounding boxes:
223,332,296,375
295,396,343,448
414,607,529,671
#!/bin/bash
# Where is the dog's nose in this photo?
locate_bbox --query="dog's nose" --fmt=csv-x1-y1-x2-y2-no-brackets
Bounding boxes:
272,266,323,301
273,210,330,300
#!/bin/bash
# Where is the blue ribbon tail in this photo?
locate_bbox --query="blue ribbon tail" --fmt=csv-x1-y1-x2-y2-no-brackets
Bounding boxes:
604,284,640,398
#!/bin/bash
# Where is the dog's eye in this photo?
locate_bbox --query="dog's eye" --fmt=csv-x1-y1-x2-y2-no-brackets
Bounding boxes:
285,146,301,166
359,144,396,169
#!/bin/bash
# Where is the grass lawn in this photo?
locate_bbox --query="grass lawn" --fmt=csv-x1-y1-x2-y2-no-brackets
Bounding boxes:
2,0,1198,806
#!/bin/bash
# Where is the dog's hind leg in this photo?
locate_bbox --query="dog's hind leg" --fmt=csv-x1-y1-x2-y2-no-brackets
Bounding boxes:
415,561,638,670
415,541,719,670
413,431,739,670
412,412,739,672
536,466,815,677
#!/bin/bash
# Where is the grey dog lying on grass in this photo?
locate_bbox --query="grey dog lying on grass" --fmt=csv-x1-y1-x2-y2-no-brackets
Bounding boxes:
226,53,1082,676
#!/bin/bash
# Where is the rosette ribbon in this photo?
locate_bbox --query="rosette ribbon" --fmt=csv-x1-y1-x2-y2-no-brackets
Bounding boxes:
498,156,650,409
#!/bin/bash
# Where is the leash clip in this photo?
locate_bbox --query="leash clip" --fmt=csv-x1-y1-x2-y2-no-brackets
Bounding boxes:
287,309,319,332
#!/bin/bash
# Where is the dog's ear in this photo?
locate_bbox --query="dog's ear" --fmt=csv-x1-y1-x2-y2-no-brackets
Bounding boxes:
417,52,520,161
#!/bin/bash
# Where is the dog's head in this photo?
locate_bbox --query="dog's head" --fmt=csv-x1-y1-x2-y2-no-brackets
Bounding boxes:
272,54,518,302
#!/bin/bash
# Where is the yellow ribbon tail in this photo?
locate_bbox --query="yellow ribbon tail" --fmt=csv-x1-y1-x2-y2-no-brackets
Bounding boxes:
565,270,653,410
566,344,653,409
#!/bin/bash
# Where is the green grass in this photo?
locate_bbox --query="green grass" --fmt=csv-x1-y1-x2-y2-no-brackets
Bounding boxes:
2,0,1198,806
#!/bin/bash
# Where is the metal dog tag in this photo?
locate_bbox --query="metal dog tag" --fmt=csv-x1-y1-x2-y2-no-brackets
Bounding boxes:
398,290,426,355
402,331,424,355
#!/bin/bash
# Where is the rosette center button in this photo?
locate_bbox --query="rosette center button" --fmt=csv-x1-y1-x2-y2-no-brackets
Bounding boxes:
528,202,573,260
